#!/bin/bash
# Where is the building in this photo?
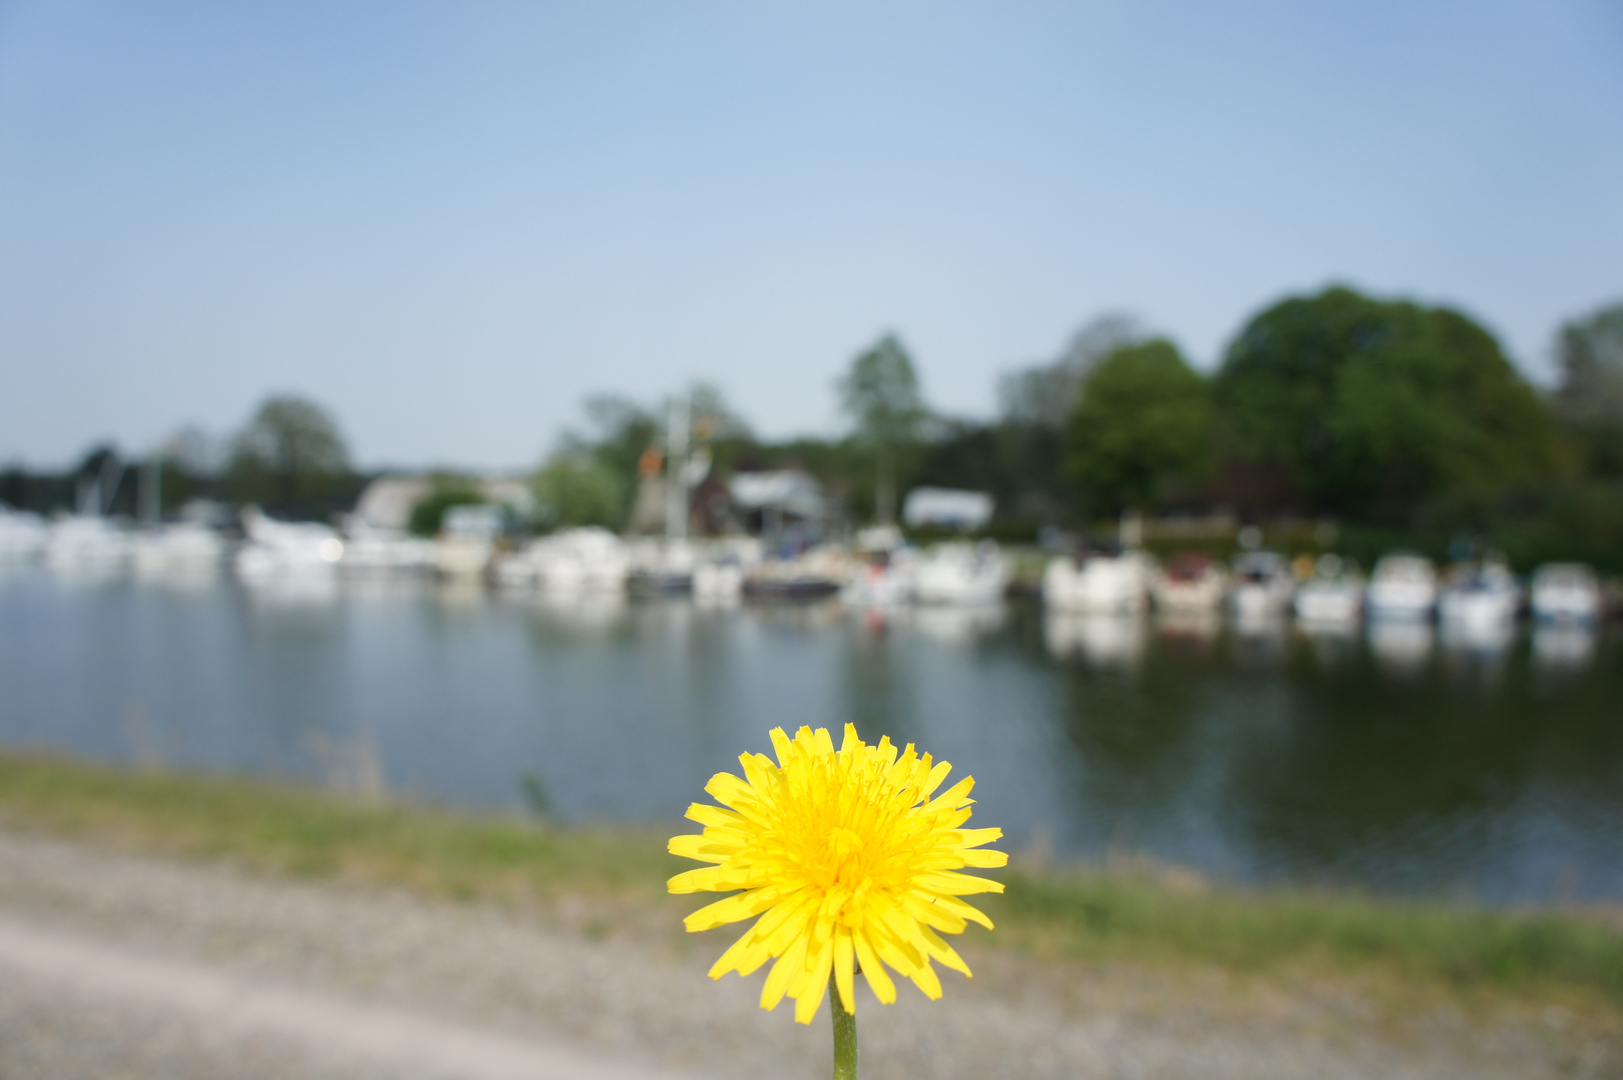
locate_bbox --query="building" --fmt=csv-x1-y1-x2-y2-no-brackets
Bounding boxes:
902,487,994,531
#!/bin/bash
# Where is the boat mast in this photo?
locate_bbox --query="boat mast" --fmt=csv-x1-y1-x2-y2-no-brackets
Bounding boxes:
665,391,689,544
140,451,162,525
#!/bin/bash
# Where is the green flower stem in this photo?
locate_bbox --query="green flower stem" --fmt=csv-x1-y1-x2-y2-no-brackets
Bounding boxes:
830,969,858,1080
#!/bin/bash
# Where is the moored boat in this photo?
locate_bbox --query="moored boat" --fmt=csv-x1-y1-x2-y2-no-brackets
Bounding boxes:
1043,544,1151,614
1227,551,1294,622
1151,552,1226,613
912,541,1008,605
1437,560,1519,636
1366,553,1438,621
1530,563,1600,626
1293,554,1364,625
235,507,344,582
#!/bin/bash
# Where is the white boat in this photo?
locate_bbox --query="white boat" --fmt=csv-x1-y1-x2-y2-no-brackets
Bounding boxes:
433,504,503,582
742,546,849,602
1227,551,1294,622
0,507,48,561
912,542,1008,605
1150,552,1226,613
131,522,225,580
627,538,698,596
434,539,492,581
1293,554,1364,625
842,548,916,608
693,558,746,604
1365,554,1438,621
45,515,133,576
1530,563,1600,626
1437,561,1519,636
1439,576,1515,678
235,507,344,582
1043,546,1151,613
339,523,435,576
501,527,632,593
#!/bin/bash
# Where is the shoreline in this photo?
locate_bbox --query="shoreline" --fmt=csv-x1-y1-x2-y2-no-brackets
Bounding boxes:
2,749,1622,1016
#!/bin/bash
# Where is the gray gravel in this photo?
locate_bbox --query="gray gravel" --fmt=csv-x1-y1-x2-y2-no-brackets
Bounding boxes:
0,829,1611,1080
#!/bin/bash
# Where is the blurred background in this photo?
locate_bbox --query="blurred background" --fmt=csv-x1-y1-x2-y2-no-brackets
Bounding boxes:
3,0,1623,903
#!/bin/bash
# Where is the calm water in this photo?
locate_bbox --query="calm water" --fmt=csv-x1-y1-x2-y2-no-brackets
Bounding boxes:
2,564,1621,904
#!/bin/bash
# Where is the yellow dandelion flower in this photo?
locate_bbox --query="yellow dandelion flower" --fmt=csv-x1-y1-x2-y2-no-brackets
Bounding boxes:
669,723,1007,1025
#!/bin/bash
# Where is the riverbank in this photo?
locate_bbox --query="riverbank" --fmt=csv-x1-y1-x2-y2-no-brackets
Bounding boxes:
9,826,1613,1080
3,750,1623,1019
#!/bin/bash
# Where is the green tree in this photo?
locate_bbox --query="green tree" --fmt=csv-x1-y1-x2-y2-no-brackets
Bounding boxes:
531,452,625,530
999,313,1145,428
226,395,353,518
1066,339,1212,515
1554,300,1623,477
408,474,485,537
995,313,1147,525
574,395,660,523
1215,287,1560,520
836,334,926,524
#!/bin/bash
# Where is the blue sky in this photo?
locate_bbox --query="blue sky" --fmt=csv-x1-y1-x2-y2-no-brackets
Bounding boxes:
2,1,1620,469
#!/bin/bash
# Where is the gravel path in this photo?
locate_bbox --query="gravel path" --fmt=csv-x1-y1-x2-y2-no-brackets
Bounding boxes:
0,830,1611,1080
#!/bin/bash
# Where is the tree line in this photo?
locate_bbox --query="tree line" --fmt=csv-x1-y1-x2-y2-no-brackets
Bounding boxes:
5,285,1620,568
525,285,1622,569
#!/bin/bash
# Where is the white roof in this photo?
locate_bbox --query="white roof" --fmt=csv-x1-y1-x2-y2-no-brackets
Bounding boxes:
730,470,823,516
902,487,993,530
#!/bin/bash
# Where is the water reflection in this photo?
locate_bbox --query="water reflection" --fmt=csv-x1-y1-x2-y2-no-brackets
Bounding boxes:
1297,620,1361,674
909,603,1005,645
1155,609,1220,648
1533,625,1597,672
239,571,341,607
3,567,1623,903
1368,618,1434,677
1228,610,1289,673
520,590,629,635
1044,612,1147,671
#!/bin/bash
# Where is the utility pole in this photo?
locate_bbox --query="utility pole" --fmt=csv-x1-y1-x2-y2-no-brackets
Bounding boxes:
665,391,689,543
139,452,162,525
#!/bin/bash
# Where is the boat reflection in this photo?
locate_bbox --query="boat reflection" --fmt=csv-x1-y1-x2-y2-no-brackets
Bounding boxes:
1044,612,1147,670
1367,618,1434,676
521,590,630,634
910,603,1005,644
1296,618,1360,673
1155,609,1220,647
1228,608,1288,669
1532,624,1598,672
1438,611,1516,657
238,567,341,606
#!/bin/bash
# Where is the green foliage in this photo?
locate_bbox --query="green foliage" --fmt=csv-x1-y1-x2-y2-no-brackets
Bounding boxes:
408,474,485,537
837,333,926,448
1066,339,1212,514
999,313,1146,428
836,334,928,523
532,452,625,530
1215,288,1561,521
225,395,357,519
989,866,1623,1001
0,752,677,900
1555,300,1623,477
573,395,661,525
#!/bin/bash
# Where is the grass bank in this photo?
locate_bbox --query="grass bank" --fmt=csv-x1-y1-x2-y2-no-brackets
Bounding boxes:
3,751,1622,1010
